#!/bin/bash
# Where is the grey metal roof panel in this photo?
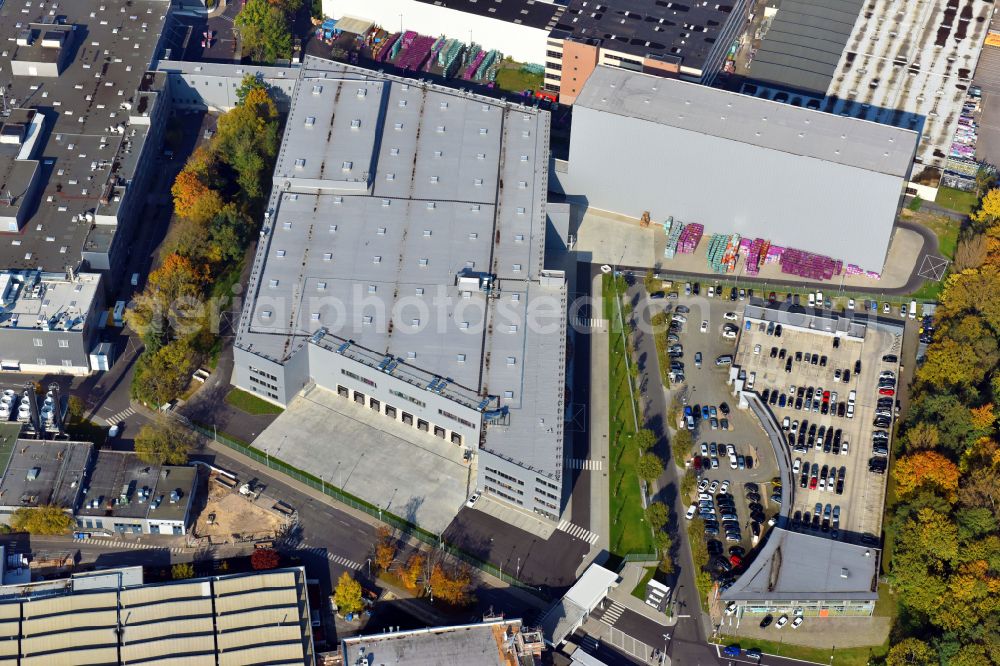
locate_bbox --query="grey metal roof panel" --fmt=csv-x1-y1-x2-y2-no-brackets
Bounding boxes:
746,0,864,93
721,528,879,601
573,66,917,177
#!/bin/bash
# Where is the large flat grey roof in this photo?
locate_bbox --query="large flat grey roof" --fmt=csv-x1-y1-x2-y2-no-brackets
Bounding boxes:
0,0,168,271
721,528,879,601
237,57,565,477
747,0,865,94
76,451,195,523
0,439,92,511
574,66,917,178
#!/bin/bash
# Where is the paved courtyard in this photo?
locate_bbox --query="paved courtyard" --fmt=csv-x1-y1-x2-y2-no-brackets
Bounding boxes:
253,384,473,534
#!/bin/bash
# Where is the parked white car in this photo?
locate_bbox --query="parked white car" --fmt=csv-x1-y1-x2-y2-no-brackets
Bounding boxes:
723,311,739,321
686,504,698,520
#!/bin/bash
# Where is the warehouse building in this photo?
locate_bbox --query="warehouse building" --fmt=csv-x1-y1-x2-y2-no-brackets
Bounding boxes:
0,0,172,286
0,566,316,665
721,528,880,617
233,57,568,521
75,450,198,536
552,66,920,271
741,0,994,195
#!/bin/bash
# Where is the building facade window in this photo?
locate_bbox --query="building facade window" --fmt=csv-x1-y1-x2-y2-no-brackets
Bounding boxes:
417,419,429,432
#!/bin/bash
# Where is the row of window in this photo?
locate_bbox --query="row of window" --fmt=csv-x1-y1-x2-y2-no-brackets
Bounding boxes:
336,385,463,445
536,487,558,501
485,475,523,496
537,477,559,491
31,359,74,367
33,338,70,348
248,375,278,392
249,365,278,382
485,466,524,486
390,388,425,408
342,368,376,388
438,408,476,429
489,486,523,506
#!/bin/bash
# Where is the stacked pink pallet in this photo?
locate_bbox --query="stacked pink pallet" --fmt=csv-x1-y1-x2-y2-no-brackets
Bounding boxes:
739,237,753,254
866,270,881,279
398,35,435,70
844,264,865,276
764,245,784,264
677,223,704,253
744,238,767,276
779,249,843,281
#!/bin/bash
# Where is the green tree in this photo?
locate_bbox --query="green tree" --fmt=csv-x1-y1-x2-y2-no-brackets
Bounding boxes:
134,417,197,465
171,562,195,580
885,638,936,666
215,87,280,203
635,428,656,452
235,73,269,106
671,429,693,464
131,340,198,407
236,0,292,64
10,505,73,534
680,468,697,499
646,502,669,530
636,453,664,484
333,571,363,615
654,531,674,574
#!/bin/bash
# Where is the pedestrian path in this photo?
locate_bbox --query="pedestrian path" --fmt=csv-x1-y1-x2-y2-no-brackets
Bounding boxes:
81,536,186,554
572,317,608,330
600,601,626,626
105,406,135,424
564,458,603,471
557,519,600,545
308,546,361,570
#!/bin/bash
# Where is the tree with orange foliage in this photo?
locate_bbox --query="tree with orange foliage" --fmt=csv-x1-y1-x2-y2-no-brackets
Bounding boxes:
250,548,281,570
970,403,995,432
373,526,396,574
171,168,223,224
429,563,473,605
399,552,424,591
894,450,960,501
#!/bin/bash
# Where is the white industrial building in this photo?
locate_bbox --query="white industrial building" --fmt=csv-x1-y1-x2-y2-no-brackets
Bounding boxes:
233,57,568,521
552,66,921,272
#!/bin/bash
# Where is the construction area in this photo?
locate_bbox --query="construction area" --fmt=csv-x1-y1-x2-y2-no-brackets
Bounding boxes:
193,472,290,546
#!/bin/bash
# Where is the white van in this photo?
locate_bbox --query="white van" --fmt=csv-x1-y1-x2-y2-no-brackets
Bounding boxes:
909,300,917,319
808,293,816,307
746,371,756,390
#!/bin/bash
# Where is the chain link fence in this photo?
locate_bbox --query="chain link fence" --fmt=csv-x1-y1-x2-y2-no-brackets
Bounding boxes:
186,420,543,596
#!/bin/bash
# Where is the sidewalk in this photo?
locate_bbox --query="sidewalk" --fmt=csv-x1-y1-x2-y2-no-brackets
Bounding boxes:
578,270,611,578
607,563,675,628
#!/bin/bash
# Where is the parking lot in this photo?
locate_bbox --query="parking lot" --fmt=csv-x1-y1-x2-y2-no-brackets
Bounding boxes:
732,305,902,543
659,284,780,579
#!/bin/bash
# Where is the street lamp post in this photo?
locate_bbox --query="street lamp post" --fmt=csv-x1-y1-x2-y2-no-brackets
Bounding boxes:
366,559,371,578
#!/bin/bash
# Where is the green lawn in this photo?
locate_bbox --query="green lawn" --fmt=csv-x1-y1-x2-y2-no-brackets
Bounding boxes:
920,214,961,259
631,567,657,601
935,186,979,215
605,274,655,556
494,64,543,94
225,388,284,415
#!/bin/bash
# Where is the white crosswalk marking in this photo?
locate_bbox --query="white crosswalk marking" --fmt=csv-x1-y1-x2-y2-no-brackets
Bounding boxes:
564,458,603,471
600,601,625,625
309,547,361,570
106,406,135,424
557,519,600,545
572,317,608,330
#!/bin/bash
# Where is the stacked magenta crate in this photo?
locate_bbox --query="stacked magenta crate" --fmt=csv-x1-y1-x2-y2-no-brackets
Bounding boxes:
677,223,704,254
744,238,767,276
779,249,843,281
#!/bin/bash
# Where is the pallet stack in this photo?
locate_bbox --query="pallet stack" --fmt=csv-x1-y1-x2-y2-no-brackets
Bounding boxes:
663,218,685,259
779,249,843,281
676,223,704,254
706,234,729,273
744,238,768,277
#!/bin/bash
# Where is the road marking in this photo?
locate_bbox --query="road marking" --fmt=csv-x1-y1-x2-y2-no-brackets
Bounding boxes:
572,317,608,330
105,406,135,424
557,519,600,545
564,457,603,471
600,601,625,625
309,546,361,570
